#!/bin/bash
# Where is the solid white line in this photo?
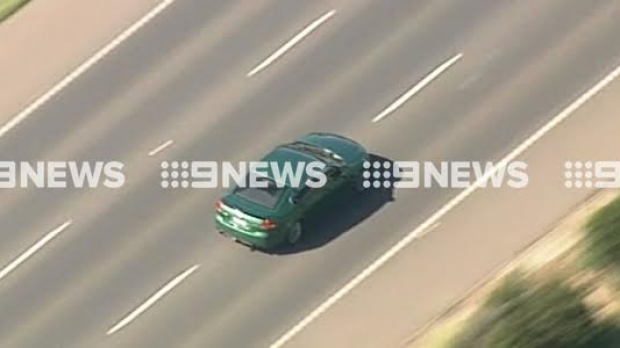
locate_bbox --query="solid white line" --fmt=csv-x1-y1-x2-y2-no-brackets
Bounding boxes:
148,140,174,156
0,220,73,282
0,0,178,140
106,264,200,335
247,9,336,77
270,61,620,348
372,53,463,123
414,222,441,239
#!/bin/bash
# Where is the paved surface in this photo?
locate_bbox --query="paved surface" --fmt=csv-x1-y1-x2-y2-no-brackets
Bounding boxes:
0,0,160,125
0,0,619,347
284,60,620,348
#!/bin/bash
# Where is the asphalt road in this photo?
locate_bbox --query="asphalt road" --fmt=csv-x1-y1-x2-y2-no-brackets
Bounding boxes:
0,0,619,347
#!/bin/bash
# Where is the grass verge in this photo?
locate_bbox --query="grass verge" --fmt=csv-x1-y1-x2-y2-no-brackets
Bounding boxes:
409,189,620,348
0,0,30,23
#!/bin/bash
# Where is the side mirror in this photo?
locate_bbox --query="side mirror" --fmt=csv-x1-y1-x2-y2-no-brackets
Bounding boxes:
290,188,303,204
290,185,311,204
326,166,343,178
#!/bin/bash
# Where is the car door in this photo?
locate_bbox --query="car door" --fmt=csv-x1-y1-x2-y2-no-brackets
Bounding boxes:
322,165,346,193
292,166,344,212
293,185,321,214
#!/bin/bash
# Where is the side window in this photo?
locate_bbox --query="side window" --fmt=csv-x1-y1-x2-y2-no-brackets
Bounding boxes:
294,186,312,202
324,166,342,182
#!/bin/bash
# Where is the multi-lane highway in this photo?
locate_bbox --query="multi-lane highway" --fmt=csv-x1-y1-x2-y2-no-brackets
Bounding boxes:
1,0,620,347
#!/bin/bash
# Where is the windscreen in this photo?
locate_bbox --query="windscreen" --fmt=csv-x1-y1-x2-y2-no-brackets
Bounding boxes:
233,177,284,209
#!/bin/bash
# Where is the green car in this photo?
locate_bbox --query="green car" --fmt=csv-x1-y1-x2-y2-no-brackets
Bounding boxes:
215,132,369,250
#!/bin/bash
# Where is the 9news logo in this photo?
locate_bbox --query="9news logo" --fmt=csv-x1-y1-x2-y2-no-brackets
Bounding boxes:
563,161,620,189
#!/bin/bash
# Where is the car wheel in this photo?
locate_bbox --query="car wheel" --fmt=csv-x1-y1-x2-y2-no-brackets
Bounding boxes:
353,173,367,191
287,222,302,244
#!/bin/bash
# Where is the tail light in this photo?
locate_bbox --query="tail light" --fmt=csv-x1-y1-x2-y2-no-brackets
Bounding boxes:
260,219,277,230
215,200,224,212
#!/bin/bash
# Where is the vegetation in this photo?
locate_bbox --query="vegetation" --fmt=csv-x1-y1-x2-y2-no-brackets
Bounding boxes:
451,273,606,348
416,194,620,348
0,0,30,23
584,196,620,276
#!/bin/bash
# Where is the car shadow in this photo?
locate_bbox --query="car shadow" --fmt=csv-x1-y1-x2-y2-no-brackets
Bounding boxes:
269,153,398,255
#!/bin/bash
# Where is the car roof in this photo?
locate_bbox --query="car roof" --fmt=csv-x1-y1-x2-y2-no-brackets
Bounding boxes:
258,145,323,187
225,146,321,213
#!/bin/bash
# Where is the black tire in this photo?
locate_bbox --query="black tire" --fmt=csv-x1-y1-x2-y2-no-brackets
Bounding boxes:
287,222,302,244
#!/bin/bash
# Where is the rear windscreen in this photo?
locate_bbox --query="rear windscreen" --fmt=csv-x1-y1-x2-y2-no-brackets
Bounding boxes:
233,178,284,209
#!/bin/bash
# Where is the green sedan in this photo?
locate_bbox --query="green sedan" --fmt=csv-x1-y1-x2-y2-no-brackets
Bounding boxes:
215,132,369,250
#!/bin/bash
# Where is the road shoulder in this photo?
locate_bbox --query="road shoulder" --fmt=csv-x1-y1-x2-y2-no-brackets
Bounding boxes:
0,0,160,127
278,62,620,348
409,188,620,348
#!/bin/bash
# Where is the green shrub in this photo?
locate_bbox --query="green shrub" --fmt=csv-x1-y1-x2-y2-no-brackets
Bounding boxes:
453,273,600,348
484,271,529,308
0,0,31,23
584,196,620,273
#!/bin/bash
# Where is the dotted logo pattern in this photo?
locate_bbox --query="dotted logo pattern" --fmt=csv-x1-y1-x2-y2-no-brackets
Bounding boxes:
564,161,594,189
362,160,394,189
160,161,191,189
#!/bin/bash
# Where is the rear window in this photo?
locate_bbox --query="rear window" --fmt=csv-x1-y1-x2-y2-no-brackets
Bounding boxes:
233,178,284,209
